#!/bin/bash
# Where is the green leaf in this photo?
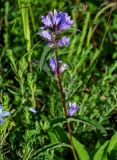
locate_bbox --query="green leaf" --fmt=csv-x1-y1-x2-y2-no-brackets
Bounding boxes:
107,132,117,153
19,0,31,51
93,141,109,160
48,127,69,152
50,117,65,127
100,153,108,160
39,47,52,71
48,131,59,144
50,116,105,131
8,88,20,95
72,136,90,160
69,116,105,131
7,49,17,73
55,126,69,144
32,143,71,158
48,131,64,152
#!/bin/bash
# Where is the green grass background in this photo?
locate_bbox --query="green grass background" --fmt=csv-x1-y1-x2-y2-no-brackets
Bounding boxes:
0,0,117,159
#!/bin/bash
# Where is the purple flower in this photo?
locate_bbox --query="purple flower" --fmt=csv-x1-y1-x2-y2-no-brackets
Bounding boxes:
49,57,57,73
58,37,70,47
41,15,53,28
50,9,61,26
58,12,74,31
68,102,80,116
29,107,37,114
59,62,68,73
49,57,68,74
41,9,74,32
37,31,52,41
37,31,56,48
0,104,10,124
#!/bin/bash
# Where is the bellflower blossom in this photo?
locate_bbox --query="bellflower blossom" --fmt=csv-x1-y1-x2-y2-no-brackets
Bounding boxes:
41,9,74,32
38,30,56,47
29,107,37,114
68,102,80,116
0,104,10,124
38,9,74,48
39,31,52,41
49,57,68,74
58,37,70,47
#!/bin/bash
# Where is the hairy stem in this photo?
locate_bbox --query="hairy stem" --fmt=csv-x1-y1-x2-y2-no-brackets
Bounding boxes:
55,48,78,160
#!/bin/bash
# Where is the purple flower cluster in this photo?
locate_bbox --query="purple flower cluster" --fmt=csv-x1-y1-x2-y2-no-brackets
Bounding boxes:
38,10,80,117
0,104,10,124
38,9,74,48
41,9,73,32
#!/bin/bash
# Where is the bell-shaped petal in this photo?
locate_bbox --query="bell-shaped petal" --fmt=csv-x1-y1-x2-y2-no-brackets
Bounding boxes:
0,104,3,113
58,37,70,47
38,31,52,41
29,107,37,114
49,57,57,73
59,63,68,73
41,15,53,28
0,118,4,124
59,13,74,31
51,9,61,26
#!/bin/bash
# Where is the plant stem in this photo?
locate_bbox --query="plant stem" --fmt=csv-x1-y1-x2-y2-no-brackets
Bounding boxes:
55,48,78,160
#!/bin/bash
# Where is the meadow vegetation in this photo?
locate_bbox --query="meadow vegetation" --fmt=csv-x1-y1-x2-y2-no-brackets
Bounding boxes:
0,0,117,159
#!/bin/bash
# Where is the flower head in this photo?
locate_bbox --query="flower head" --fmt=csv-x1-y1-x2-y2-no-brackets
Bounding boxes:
29,107,37,114
49,57,68,74
41,9,74,32
38,9,73,48
68,102,80,116
0,104,10,124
